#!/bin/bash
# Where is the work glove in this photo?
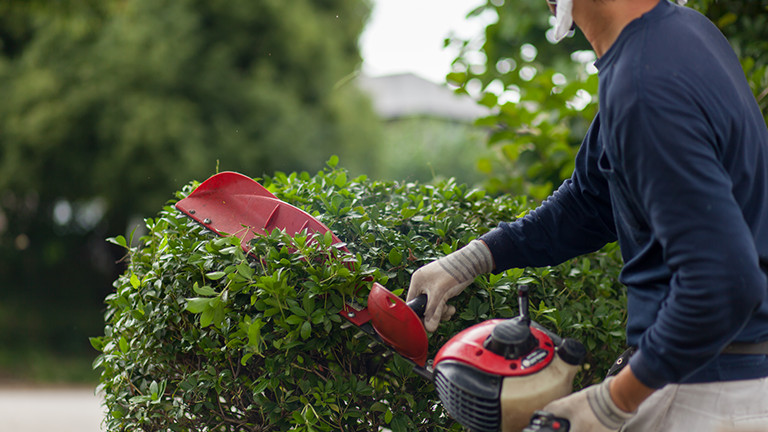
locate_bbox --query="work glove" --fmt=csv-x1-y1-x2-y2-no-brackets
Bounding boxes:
540,377,635,432
406,240,494,332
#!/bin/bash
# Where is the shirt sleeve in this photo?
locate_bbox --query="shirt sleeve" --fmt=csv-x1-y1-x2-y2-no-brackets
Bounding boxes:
616,81,767,388
480,115,617,272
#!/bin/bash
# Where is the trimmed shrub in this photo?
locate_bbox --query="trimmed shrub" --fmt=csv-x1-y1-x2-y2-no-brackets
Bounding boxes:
91,160,625,431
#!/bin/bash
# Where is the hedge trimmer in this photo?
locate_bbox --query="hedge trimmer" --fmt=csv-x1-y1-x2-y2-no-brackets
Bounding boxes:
176,172,584,432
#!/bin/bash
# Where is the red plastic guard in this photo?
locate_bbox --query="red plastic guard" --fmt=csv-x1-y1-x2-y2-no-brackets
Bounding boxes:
175,171,344,248
367,283,429,366
433,319,555,377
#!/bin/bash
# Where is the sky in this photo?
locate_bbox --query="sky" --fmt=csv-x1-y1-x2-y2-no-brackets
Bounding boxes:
359,0,496,84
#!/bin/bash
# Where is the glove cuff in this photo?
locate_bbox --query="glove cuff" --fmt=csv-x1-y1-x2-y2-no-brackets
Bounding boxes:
587,377,636,430
438,240,494,284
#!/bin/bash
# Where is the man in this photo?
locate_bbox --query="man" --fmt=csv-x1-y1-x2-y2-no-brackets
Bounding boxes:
406,0,768,430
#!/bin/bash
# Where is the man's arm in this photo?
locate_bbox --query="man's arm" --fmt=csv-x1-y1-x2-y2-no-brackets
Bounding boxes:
481,114,617,272
407,115,617,331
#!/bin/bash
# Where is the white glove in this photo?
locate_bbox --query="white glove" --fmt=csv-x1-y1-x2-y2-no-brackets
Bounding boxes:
406,240,494,332
541,378,635,432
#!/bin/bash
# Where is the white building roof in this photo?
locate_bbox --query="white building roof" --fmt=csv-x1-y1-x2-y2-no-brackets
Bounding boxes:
357,73,489,122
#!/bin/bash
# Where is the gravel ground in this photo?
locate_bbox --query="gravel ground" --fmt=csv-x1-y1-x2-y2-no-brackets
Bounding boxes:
0,386,104,432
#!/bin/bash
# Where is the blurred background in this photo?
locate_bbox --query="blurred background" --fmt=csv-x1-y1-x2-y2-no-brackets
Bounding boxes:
0,0,765,390
0,0,498,386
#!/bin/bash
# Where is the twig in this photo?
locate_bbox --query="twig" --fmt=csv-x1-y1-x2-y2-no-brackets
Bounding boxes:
758,85,768,103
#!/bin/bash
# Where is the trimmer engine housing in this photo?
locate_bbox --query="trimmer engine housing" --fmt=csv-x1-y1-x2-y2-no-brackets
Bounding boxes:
432,288,586,432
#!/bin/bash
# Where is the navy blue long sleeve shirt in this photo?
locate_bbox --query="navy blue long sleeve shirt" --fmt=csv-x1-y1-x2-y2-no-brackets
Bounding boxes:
480,0,768,388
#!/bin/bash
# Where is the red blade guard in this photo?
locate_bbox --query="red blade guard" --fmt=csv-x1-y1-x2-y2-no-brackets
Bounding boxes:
367,283,429,366
175,171,345,248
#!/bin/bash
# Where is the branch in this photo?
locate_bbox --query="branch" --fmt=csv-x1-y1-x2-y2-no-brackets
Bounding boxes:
757,86,768,109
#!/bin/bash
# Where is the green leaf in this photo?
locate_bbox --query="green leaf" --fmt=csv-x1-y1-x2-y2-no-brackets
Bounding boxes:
200,308,214,327
130,273,140,289
107,235,128,248
479,91,498,108
252,380,269,395
236,262,254,279
334,172,347,188
289,304,308,317
186,297,210,313
517,277,536,285
400,207,417,219
212,302,226,327
89,337,104,352
285,315,304,325
206,271,227,280
247,319,265,349
717,12,737,28
390,413,411,432
300,321,311,339
370,402,387,412
292,411,303,424
302,295,315,315
388,248,402,266
129,395,151,404
323,230,334,247
193,283,217,296
446,71,468,85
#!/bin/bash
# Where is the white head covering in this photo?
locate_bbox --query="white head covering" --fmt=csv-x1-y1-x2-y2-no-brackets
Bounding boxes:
552,0,689,43
552,0,574,42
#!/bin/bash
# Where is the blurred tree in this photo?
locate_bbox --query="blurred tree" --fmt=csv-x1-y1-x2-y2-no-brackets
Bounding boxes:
372,117,492,185
450,0,768,199
697,1,768,116
447,0,596,199
0,0,378,375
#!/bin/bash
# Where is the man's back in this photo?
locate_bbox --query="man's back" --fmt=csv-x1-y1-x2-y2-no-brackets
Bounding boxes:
594,0,768,386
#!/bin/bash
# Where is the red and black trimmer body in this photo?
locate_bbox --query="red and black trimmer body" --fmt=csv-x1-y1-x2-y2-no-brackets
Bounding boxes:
431,285,585,432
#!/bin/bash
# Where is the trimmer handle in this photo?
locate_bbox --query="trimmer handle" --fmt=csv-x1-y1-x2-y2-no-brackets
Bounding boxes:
523,411,570,432
406,294,427,318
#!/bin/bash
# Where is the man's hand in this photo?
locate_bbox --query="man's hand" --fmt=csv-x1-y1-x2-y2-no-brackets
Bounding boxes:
406,240,493,332
540,377,635,432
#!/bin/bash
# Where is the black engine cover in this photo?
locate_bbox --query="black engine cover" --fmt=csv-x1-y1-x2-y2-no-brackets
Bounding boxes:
434,360,503,432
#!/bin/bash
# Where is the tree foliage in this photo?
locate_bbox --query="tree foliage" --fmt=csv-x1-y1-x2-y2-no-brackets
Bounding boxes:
0,0,379,364
450,0,768,199
0,0,378,218
92,161,626,431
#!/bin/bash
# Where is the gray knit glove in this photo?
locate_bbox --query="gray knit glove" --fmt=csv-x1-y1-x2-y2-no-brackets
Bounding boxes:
541,378,635,432
406,240,494,332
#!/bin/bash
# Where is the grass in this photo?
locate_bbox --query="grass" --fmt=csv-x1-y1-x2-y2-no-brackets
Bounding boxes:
0,348,98,386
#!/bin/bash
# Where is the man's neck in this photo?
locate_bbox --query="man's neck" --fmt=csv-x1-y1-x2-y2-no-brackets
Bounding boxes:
574,0,661,57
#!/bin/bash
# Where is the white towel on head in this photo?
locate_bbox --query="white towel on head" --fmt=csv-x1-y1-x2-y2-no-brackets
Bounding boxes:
552,0,573,42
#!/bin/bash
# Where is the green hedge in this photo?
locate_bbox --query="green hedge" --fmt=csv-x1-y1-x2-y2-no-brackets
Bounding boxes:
91,160,626,431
